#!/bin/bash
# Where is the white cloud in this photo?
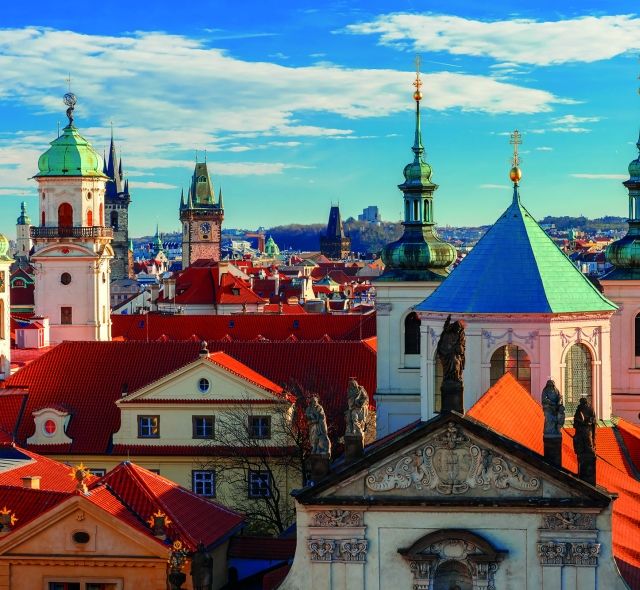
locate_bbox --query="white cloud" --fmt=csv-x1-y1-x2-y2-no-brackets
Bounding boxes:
570,173,627,179
479,183,509,189
345,14,640,66
535,146,553,151
133,181,178,190
551,115,601,125
550,127,590,133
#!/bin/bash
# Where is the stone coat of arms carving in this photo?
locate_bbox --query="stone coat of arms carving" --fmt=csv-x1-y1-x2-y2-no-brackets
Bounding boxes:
366,423,540,495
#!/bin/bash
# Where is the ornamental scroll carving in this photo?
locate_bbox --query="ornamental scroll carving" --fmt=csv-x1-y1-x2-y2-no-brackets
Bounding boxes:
307,537,368,562
541,512,596,530
311,509,363,528
537,541,600,567
366,422,540,495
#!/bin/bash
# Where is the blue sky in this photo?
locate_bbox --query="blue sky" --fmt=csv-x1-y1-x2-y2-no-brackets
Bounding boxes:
2,1,640,236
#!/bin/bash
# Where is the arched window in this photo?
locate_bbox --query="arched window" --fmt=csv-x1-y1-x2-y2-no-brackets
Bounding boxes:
198,175,207,183
490,344,531,391
413,200,419,221
41,211,45,227
405,201,410,221
434,354,443,413
57,203,73,228
99,203,104,226
404,312,421,355
86,210,93,227
0,300,4,340
564,343,593,416
110,210,119,230
635,313,640,356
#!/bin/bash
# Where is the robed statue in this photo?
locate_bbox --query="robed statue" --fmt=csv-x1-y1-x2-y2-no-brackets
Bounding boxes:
541,379,565,435
190,542,213,590
436,315,465,383
345,378,369,441
573,397,596,484
306,396,331,456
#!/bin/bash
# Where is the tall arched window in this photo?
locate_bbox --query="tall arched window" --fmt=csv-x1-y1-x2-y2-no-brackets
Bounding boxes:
110,210,119,230
433,560,473,590
405,201,410,221
490,344,531,391
99,203,104,226
434,354,443,413
57,203,73,228
404,312,421,355
635,313,640,356
86,210,93,226
0,300,5,340
413,200,419,221
564,343,593,416
41,211,45,227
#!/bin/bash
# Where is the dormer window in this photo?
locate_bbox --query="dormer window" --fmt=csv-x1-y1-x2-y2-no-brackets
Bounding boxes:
197,175,207,183
28,408,72,445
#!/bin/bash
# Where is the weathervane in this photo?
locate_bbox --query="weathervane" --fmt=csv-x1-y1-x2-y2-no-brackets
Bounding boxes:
509,129,523,184
413,54,423,101
63,73,77,127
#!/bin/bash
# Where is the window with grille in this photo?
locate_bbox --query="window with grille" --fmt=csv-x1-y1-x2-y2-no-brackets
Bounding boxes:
192,470,215,497
192,416,214,439
248,416,271,439
564,343,593,417
248,470,271,498
489,345,531,392
137,415,160,438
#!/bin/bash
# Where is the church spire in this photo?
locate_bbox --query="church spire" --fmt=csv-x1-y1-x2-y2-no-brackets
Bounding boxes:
411,54,424,160
509,129,523,204
218,186,224,209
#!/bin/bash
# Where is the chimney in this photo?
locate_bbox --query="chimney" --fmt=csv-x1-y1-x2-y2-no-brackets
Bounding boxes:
273,270,280,297
199,340,209,358
121,383,129,397
21,476,41,490
164,276,176,300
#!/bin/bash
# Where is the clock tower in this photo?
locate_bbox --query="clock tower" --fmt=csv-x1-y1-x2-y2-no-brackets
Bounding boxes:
179,161,224,268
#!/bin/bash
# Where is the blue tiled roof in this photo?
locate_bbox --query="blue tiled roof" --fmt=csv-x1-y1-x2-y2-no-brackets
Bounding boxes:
416,187,617,314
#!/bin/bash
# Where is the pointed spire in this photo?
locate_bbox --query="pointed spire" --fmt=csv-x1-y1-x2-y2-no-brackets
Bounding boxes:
118,158,123,180
102,149,108,175
187,185,194,208
411,54,425,161
218,186,224,209
180,187,185,209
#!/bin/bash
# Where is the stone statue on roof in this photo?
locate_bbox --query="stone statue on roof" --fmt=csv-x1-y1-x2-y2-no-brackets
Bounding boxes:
306,396,331,456
345,377,369,442
190,542,213,590
437,315,465,383
542,379,565,435
573,397,597,485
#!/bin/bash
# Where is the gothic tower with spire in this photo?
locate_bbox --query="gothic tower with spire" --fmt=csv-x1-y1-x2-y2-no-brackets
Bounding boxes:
179,161,224,268
320,205,351,259
15,201,32,265
104,128,133,280
375,60,457,439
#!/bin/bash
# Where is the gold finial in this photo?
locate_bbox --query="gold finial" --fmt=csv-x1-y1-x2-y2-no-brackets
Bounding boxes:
509,129,523,183
413,54,423,102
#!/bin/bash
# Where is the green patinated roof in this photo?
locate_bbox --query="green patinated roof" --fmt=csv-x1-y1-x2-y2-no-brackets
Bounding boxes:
36,125,106,178
16,201,30,225
417,186,617,314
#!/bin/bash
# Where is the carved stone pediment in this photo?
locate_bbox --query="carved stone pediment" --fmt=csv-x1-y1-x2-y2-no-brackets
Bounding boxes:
365,422,541,497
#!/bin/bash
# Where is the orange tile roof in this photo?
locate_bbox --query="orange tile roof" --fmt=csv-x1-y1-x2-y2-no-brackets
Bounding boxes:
207,351,285,396
469,373,640,589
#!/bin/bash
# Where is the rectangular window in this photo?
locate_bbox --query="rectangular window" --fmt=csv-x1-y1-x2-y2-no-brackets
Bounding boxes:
248,416,271,439
88,468,106,477
137,415,159,438
192,415,215,439
61,306,72,325
192,470,215,497
248,470,271,498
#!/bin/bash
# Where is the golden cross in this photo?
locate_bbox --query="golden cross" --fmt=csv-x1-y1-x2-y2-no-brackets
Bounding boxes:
510,129,522,167
66,73,72,93
413,54,422,90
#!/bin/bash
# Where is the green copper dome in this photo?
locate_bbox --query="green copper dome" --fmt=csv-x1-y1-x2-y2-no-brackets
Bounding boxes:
603,133,640,279
36,125,106,178
378,75,456,282
16,201,31,225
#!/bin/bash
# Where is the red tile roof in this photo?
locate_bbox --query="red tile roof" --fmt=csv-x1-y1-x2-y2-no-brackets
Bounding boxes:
0,485,69,530
0,390,27,441
96,461,243,550
7,341,203,453
468,373,640,589
207,352,285,395
111,312,375,342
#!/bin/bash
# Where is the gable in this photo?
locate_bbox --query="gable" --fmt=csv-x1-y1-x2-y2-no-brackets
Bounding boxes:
0,496,165,558
308,418,609,507
119,357,283,404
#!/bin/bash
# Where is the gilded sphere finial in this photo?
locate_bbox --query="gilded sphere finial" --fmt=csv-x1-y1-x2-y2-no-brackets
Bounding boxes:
509,166,522,183
413,90,423,101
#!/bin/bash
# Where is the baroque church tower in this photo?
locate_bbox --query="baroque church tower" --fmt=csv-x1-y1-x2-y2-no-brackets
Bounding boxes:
180,161,224,268
375,61,457,439
103,129,133,280
31,93,113,342
15,201,32,265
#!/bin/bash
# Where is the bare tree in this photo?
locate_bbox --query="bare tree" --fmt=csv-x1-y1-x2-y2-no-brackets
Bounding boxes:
196,390,309,536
